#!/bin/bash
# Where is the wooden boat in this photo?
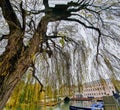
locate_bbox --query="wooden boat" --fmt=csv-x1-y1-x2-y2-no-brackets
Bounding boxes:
70,105,91,110
70,105,104,110
71,97,92,101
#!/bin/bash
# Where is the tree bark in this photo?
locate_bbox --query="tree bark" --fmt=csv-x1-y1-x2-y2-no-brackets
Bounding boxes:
0,16,49,109
0,1,53,108
0,0,106,109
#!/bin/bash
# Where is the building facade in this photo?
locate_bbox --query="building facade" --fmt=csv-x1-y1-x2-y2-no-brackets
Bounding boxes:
83,80,116,98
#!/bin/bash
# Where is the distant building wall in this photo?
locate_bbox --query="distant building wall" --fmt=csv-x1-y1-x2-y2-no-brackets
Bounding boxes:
49,0,77,7
83,80,116,98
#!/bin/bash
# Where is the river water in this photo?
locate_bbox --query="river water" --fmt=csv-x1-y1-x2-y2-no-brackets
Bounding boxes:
5,101,93,110
36,101,92,110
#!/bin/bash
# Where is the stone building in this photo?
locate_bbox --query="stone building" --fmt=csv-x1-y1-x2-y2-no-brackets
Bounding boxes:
83,79,116,98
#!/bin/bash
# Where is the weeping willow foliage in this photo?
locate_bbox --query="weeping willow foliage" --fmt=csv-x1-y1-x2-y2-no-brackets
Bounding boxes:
4,22,120,109
5,73,43,110
1,1,120,109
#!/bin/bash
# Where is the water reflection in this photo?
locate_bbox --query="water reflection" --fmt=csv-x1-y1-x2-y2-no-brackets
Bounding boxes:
71,101,93,108
43,101,92,110
5,101,93,110
46,102,70,110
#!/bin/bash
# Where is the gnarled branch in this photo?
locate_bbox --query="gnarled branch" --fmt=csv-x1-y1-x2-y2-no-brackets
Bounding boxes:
0,0,21,31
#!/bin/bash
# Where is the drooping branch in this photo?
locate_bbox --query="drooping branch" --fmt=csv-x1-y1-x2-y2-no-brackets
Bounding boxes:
71,13,93,26
102,48,120,61
20,1,26,31
62,18,101,36
85,7,104,25
46,35,78,45
67,0,92,12
46,35,62,39
68,0,94,7
27,9,45,15
62,18,101,61
43,0,49,8
31,63,43,92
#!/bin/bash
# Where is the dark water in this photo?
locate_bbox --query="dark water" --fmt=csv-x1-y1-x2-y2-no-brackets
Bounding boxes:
40,101,92,110
45,102,70,110
29,102,70,110
5,101,93,110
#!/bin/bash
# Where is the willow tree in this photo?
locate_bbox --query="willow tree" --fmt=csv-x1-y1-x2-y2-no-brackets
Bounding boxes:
0,0,120,109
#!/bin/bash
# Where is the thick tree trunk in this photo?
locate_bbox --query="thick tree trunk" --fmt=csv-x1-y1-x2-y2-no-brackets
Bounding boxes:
0,46,35,109
0,31,24,109
0,17,49,109
0,0,62,109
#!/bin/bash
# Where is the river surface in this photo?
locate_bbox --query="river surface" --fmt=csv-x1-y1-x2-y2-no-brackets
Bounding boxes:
5,101,93,110
33,101,92,110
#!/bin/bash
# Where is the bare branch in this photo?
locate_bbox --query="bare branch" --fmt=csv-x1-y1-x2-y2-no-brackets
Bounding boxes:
67,0,92,12
71,13,93,26
0,0,21,31
31,63,44,92
46,35,62,39
20,1,26,31
43,0,49,8
27,10,45,15
85,8,104,25
0,35,9,41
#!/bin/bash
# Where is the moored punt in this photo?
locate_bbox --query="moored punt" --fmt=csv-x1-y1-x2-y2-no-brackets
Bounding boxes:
70,106,103,110
71,97,92,101
70,105,91,110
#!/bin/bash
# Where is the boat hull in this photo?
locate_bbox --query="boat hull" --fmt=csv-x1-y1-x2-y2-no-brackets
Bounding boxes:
70,106,91,110
71,97,92,101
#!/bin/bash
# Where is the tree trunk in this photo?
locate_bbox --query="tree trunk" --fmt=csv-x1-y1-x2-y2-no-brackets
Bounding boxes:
0,16,49,109
0,0,70,109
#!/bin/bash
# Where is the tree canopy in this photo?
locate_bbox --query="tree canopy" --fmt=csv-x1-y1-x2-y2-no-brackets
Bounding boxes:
0,0,120,109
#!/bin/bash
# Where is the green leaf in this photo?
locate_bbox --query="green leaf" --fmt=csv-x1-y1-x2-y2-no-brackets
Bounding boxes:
59,38,64,47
